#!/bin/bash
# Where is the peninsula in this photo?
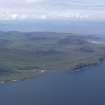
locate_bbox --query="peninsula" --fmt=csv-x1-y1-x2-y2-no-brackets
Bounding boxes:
0,31,105,81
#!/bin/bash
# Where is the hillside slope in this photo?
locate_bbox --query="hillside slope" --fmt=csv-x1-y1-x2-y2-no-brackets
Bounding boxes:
0,32,105,81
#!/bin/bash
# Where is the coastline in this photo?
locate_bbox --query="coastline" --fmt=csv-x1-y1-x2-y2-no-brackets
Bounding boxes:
72,56,105,72
0,55,105,84
0,70,48,84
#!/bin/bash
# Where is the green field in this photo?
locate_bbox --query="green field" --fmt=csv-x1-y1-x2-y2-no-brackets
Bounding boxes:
0,31,105,81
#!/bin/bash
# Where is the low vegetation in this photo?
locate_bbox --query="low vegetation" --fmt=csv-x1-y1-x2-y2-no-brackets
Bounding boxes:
0,31,105,81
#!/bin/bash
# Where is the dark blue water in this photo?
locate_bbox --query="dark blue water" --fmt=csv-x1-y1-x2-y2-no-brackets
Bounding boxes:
1,62,105,105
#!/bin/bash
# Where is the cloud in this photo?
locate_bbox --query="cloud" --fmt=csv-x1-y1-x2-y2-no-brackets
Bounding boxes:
0,0,105,21
25,0,44,3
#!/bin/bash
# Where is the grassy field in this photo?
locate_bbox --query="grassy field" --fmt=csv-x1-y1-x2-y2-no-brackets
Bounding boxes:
0,31,105,81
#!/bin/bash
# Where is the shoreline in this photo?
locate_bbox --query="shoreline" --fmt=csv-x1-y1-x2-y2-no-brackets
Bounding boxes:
71,56,105,72
0,70,48,84
0,56,105,84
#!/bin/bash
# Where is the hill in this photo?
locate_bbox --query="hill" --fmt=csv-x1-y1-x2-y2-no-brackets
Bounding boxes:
0,32,105,81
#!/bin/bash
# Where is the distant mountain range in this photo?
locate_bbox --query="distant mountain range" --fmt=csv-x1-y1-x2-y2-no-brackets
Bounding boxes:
0,20,105,35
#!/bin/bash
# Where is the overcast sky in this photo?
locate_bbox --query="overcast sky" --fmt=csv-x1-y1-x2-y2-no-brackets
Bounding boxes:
0,0,105,21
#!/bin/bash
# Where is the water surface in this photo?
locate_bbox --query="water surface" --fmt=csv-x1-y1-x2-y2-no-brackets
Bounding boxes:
0,62,105,105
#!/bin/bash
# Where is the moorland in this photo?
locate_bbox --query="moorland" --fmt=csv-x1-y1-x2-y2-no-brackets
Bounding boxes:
0,31,105,81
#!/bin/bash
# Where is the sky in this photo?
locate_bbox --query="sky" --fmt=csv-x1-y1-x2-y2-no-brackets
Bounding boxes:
0,0,105,34
0,0,105,21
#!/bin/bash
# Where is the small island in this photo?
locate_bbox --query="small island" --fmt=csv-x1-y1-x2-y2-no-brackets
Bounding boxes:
0,31,105,82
